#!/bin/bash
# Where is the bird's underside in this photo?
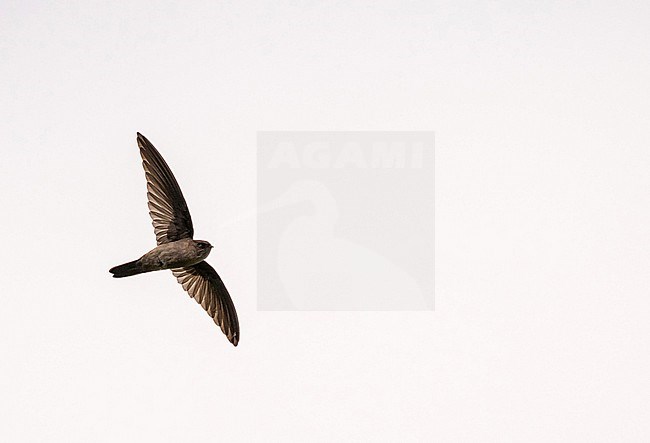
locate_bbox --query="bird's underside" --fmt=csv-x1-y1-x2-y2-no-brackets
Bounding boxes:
109,133,239,346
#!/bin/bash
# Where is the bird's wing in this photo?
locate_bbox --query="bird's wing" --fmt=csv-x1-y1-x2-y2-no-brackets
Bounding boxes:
137,132,194,244
172,261,239,346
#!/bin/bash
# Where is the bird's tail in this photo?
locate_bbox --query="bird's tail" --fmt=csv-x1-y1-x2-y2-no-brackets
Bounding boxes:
109,259,145,278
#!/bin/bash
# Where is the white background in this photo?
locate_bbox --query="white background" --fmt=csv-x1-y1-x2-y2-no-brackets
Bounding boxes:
1,1,649,441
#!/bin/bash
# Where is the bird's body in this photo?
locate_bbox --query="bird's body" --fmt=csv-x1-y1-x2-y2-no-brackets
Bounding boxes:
141,238,212,270
109,133,239,346
110,239,213,277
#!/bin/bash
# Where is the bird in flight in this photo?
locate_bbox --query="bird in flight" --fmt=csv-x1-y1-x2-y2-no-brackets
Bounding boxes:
109,133,239,346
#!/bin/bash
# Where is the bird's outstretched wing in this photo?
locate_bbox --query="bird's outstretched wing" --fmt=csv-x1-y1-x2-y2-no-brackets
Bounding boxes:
137,132,194,244
172,261,240,346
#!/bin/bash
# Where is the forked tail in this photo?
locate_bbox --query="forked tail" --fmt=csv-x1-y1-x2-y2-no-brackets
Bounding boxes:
109,259,145,278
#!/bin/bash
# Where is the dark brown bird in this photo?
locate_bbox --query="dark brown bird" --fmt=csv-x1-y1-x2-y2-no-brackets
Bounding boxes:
109,133,239,346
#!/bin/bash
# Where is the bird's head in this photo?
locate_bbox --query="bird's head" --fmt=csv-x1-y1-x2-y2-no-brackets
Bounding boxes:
195,240,213,259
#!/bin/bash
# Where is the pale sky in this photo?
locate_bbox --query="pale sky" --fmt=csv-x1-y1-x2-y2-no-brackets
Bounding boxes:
1,1,649,441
